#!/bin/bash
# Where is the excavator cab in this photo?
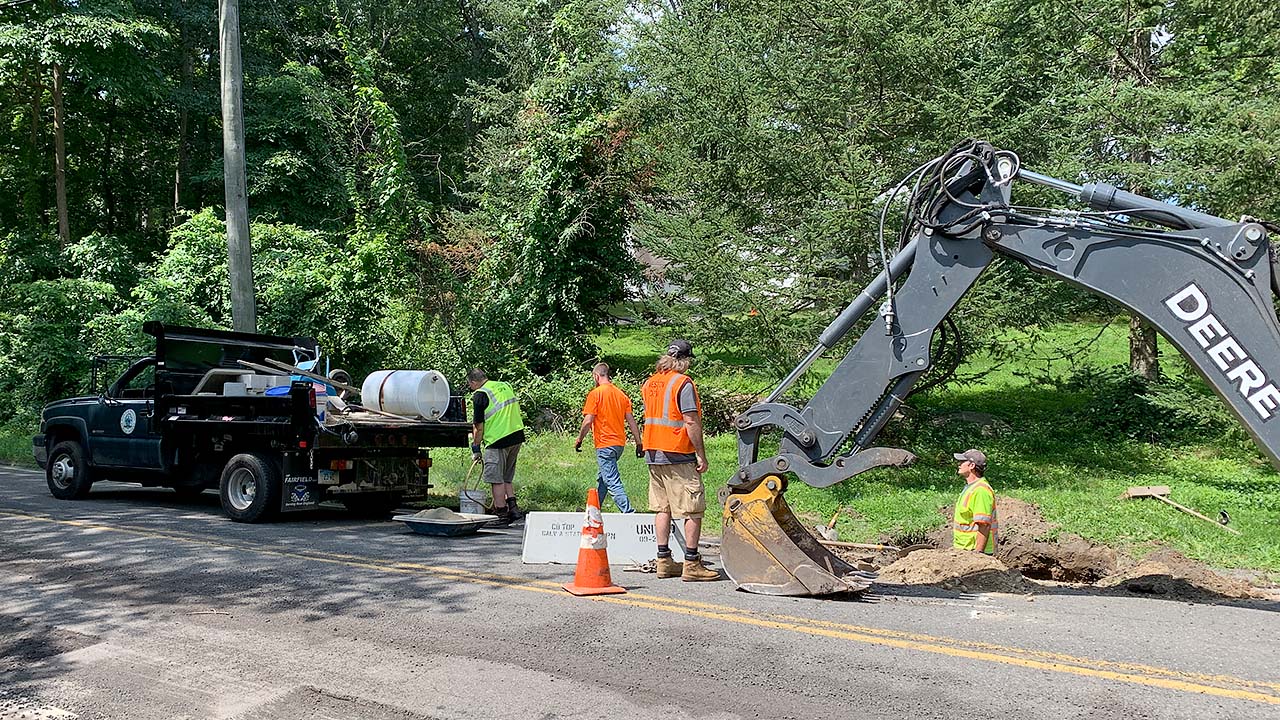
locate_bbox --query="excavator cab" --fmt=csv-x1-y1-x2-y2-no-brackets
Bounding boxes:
719,140,1280,597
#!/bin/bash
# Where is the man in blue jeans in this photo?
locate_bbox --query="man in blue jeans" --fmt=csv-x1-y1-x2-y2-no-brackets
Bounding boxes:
574,363,643,512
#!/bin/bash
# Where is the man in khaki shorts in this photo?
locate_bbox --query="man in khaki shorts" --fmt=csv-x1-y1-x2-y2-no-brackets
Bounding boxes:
467,369,525,526
640,340,719,581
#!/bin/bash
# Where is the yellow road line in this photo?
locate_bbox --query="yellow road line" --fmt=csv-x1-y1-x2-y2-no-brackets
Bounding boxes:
3,509,1278,705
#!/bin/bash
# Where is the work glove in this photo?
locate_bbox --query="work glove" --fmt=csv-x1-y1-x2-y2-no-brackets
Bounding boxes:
471,444,482,464
574,439,583,453
635,441,644,459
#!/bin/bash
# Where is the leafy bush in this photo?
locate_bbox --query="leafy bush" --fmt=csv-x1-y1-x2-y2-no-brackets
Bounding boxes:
0,210,447,424
0,230,61,286
62,233,148,294
0,280,123,424
134,209,425,377
1058,364,1242,445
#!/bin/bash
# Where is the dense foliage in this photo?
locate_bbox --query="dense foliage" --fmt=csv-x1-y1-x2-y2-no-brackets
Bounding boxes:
2,0,1278,424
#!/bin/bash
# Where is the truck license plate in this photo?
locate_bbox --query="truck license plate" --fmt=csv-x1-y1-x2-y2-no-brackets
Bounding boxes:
282,476,320,512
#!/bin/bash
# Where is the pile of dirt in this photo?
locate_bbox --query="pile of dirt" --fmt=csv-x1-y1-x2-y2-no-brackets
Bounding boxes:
1100,549,1259,602
877,549,1028,593
926,496,1057,549
996,496,1058,540
922,496,1118,583
815,496,1265,601
411,507,467,521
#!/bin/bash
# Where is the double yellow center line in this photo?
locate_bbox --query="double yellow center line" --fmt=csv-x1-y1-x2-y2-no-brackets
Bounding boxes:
3,509,1278,706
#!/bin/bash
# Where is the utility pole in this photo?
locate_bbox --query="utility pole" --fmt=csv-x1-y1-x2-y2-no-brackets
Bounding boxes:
49,0,69,247
218,0,256,332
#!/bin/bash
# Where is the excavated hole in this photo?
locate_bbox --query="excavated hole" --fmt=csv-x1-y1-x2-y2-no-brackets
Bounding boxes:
1003,544,1114,583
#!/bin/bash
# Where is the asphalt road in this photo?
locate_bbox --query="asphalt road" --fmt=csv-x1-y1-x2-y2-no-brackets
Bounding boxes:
1,466,1278,720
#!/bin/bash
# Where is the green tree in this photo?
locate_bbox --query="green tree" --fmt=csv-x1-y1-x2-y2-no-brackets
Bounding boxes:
988,0,1280,379
449,0,642,374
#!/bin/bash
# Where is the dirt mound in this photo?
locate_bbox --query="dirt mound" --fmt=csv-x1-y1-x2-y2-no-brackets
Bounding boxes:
827,496,1263,600
411,507,466,521
921,495,1116,582
997,496,1058,540
926,495,1058,549
1100,549,1258,602
877,549,1028,593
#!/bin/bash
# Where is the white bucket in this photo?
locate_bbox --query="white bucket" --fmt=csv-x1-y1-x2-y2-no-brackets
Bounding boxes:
459,489,488,514
361,370,451,420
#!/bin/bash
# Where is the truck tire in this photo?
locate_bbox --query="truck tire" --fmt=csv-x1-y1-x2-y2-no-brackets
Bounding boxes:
218,453,282,523
341,492,404,518
46,440,94,500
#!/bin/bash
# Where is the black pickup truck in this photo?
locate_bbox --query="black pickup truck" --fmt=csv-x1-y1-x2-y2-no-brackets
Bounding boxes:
32,322,472,522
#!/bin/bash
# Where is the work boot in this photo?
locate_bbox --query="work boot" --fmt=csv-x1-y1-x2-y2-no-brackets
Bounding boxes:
506,497,524,522
656,556,683,578
681,556,721,582
486,507,514,527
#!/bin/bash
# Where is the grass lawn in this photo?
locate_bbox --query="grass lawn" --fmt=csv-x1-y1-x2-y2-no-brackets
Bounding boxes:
0,427,35,469
435,321,1280,576
6,320,1279,576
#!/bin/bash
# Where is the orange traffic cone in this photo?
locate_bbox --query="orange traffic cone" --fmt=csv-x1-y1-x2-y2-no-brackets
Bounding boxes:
562,488,626,596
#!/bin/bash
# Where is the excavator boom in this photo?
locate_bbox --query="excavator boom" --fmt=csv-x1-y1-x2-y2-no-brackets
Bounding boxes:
721,140,1279,596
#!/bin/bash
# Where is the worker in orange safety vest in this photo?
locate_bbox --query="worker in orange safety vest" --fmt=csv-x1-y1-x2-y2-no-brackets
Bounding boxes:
641,339,720,582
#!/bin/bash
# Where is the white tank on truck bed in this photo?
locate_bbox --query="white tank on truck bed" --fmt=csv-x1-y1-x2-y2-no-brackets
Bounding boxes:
360,370,451,420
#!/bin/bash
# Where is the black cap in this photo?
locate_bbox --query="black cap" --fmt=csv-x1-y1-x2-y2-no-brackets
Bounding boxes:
666,339,695,359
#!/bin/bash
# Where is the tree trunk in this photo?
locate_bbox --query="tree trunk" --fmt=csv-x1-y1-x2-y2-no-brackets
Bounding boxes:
191,38,220,211
1122,15,1158,379
52,60,70,247
219,0,256,332
26,68,43,223
457,0,485,138
1129,315,1159,381
102,103,116,233
174,0,192,215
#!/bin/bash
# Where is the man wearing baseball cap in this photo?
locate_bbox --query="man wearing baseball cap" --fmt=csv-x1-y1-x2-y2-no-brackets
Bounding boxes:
952,448,997,554
640,339,719,581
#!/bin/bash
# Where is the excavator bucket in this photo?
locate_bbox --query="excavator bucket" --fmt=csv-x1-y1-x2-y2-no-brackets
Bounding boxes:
720,476,874,596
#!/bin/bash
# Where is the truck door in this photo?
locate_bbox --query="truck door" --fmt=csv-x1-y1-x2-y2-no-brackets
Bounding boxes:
90,358,163,469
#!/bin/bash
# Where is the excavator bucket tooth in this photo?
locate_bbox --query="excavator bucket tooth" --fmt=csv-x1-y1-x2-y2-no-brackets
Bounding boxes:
720,476,874,596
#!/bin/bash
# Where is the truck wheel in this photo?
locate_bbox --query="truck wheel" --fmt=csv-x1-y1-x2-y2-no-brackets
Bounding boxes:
218,453,281,523
342,492,404,518
46,440,93,500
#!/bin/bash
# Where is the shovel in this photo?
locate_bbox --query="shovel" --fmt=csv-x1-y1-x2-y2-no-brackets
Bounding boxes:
1122,485,1240,536
813,509,841,542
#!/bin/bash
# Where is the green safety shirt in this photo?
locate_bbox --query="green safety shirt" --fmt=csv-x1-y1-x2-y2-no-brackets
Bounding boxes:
477,380,525,446
953,479,997,554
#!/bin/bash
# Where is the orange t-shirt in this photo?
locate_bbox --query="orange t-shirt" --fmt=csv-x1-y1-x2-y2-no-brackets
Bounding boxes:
583,383,633,449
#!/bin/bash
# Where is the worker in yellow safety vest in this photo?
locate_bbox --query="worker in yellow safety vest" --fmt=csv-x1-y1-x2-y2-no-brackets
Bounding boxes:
952,448,997,554
641,340,720,582
468,369,526,526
